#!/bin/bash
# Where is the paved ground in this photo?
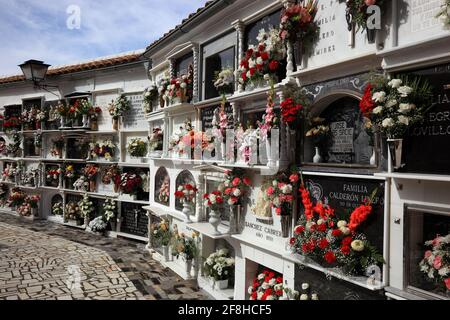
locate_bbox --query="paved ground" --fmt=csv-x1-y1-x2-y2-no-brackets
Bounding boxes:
0,214,209,300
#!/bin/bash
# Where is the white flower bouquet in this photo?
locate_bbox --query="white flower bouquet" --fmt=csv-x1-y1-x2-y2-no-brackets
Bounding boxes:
204,249,235,281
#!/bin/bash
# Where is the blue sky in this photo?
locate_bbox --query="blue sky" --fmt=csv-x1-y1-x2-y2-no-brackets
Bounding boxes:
0,0,208,76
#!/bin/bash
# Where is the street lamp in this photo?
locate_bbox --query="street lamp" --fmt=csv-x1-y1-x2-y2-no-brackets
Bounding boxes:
18,60,59,95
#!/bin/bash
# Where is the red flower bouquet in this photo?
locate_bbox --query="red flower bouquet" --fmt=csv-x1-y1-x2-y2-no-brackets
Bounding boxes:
279,0,319,45
248,269,284,300
115,172,143,195
263,169,299,216
175,184,198,203
290,180,384,275
222,169,252,206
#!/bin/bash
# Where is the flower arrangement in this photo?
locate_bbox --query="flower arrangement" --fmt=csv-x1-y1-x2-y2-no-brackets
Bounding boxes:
290,181,384,275
0,139,7,156
143,84,159,113
359,76,433,139
108,94,131,120
175,184,198,204
151,219,172,247
419,234,450,291
211,98,229,144
259,84,280,140
3,116,22,133
263,170,297,216
103,198,117,222
158,176,170,204
78,193,94,219
2,164,17,182
164,65,194,104
55,101,68,118
50,137,65,158
157,77,171,105
169,119,208,157
279,0,319,48
18,195,40,217
6,131,22,157
83,164,99,181
204,249,235,281
203,190,224,211
222,169,252,206
64,165,76,179
171,231,200,261
8,189,26,207
238,28,286,87
436,0,450,27
214,68,234,95
305,117,330,146
21,106,41,130
88,106,102,121
236,124,260,164
148,128,163,152
76,100,94,116
88,216,108,233
22,169,39,187
52,202,64,216
73,176,89,191
65,201,81,221
280,83,310,129
101,165,119,185
127,138,148,158
283,283,319,301
89,140,115,161
114,172,143,195
248,269,284,300
46,168,62,187
345,0,386,31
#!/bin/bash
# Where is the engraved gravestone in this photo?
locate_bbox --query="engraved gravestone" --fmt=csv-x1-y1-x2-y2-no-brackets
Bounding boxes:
122,92,146,129
200,103,234,131
120,203,148,237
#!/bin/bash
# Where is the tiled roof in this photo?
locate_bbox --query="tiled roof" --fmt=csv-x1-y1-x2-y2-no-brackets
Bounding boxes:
144,0,219,53
0,50,145,86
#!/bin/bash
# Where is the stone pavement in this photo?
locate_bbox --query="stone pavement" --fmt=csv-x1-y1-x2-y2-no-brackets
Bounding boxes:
0,214,209,300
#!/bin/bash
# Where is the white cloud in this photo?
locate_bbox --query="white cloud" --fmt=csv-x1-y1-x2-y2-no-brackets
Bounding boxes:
0,0,208,76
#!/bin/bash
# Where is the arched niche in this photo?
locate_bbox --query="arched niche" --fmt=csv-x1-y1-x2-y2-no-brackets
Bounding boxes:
154,167,170,206
51,194,63,215
175,170,196,211
304,94,373,165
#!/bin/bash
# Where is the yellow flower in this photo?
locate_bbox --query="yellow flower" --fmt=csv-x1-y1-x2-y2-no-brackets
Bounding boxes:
351,240,365,252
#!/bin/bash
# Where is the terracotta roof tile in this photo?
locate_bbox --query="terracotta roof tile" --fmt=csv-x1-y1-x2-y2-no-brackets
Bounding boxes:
0,51,144,86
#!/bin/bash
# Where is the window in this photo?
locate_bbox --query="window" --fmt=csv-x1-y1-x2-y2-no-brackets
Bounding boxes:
405,206,450,299
204,47,235,99
244,10,281,49
202,31,237,100
175,53,193,78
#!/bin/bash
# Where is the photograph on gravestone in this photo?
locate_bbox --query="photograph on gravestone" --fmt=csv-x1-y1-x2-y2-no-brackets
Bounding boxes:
401,63,450,174
154,167,170,206
303,175,385,253
307,97,372,165
122,92,146,129
175,170,196,211
120,202,148,237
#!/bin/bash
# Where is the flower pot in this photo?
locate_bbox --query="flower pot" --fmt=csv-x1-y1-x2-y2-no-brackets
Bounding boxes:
162,245,170,262
313,147,322,163
280,215,291,238
31,207,38,218
387,138,403,171
209,277,215,289
370,147,376,166
366,28,376,44
229,205,241,235
215,279,229,290
209,209,221,235
112,118,119,131
109,220,116,232
185,259,193,277
182,201,193,223
82,114,89,128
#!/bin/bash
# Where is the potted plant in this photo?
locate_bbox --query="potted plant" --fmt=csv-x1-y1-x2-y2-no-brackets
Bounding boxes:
419,234,450,294
88,216,108,235
114,172,143,200
27,195,40,217
151,219,172,261
8,189,26,211
360,76,433,171
203,190,224,235
127,138,148,162
305,117,330,163
174,183,198,223
102,198,117,231
204,249,235,290
108,94,131,130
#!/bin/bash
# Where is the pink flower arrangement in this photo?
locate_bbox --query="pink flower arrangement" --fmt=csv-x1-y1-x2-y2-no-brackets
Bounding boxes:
419,234,449,291
263,169,298,216
259,85,279,140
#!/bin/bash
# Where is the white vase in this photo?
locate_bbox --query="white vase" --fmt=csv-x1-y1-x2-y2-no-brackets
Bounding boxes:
370,147,376,166
182,201,193,223
60,116,66,128
215,279,229,290
82,114,89,128
162,245,170,262
31,207,38,218
209,209,221,235
266,138,275,167
221,141,226,161
387,138,403,171
313,147,322,163
185,259,193,277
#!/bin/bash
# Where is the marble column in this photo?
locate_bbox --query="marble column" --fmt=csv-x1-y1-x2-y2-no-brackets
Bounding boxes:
192,44,200,103
232,20,245,93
